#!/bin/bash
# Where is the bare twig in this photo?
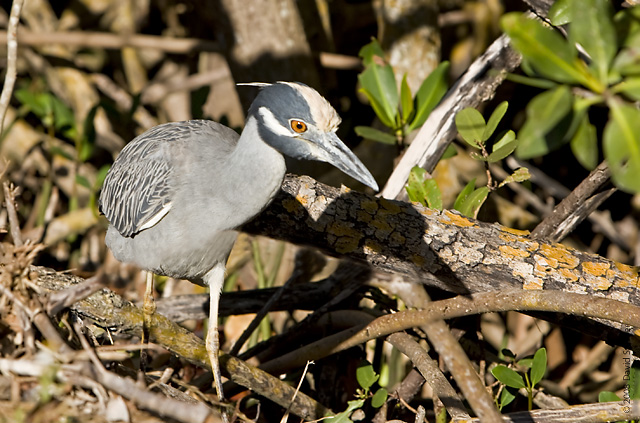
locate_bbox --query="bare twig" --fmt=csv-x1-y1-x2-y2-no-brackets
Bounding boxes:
531,161,614,242
409,289,503,423
387,332,470,421
466,399,640,422
0,30,360,70
259,289,640,375
0,0,24,135
73,323,219,423
3,181,23,247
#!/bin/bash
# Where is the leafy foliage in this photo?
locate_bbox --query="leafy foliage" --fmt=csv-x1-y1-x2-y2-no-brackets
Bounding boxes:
492,348,547,411
326,360,388,422
501,0,640,193
357,39,449,146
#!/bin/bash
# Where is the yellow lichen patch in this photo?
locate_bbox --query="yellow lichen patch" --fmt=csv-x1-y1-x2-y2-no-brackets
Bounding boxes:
611,262,640,288
328,221,361,238
526,241,540,252
442,210,476,227
539,243,580,269
390,232,406,246
378,198,402,214
533,254,558,277
361,199,379,214
499,245,530,259
333,234,362,254
356,210,372,223
558,267,579,282
418,207,438,217
500,226,531,237
295,193,309,207
283,198,303,215
411,254,426,268
363,239,383,255
371,217,393,233
499,232,518,243
582,261,610,277
523,278,544,290
585,276,612,291
327,222,362,254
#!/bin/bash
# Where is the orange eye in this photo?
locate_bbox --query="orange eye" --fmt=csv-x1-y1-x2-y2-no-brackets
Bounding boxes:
290,120,307,133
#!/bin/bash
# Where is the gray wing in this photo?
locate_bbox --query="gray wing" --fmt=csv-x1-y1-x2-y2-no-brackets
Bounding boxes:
99,123,182,238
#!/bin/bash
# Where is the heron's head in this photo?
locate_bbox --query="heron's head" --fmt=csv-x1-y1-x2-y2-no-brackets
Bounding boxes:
245,82,378,191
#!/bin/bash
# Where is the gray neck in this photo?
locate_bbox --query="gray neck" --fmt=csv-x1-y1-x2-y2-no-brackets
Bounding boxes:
225,116,287,218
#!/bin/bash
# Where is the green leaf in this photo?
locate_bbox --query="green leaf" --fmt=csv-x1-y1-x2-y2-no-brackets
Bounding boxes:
570,114,598,170
50,96,75,134
455,107,486,148
358,63,399,128
499,168,531,188
530,348,547,387
516,86,573,159
355,126,397,145
598,391,621,403
458,186,489,219
498,387,517,410
614,77,640,101
359,89,396,128
356,362,379,390
75,174,91,190
604,101,640,193
409,61,449,131
371,388,388,408
400,74,414,123
483,101,508,142
570,0,616,85
487,130,517,163
492,365,526,389
611,48,640,77
423,179,443,210
359,39,386,67
324,399,365,423
406,167,442,210
15,88,49,118
501,13,596,89
453,179,476,212
548,0,572,25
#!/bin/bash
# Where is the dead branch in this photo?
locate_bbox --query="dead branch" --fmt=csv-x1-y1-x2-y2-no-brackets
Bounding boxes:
244,176,640,317
0,0,23,134
34,267,331,421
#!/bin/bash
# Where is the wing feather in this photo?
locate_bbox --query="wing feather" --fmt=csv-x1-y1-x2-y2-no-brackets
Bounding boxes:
100,123,182,237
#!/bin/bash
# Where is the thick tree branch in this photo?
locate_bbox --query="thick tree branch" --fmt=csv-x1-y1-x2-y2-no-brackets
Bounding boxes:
243,175,640,313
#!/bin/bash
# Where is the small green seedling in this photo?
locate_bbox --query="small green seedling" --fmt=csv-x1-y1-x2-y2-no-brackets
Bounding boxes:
491,347,547,411
325,360,388,422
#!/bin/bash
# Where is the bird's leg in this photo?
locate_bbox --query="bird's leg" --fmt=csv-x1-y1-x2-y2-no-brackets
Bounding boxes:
141,271,156,371
204,263,227,420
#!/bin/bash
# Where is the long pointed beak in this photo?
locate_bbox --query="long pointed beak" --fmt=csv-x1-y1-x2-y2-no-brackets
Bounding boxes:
315,132,379,191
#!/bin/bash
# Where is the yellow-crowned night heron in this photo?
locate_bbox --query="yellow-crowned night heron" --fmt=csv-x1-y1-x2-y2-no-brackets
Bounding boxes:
99,81,378,411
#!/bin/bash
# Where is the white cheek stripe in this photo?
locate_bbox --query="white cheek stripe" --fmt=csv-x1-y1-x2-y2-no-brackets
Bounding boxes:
258,107,296,137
